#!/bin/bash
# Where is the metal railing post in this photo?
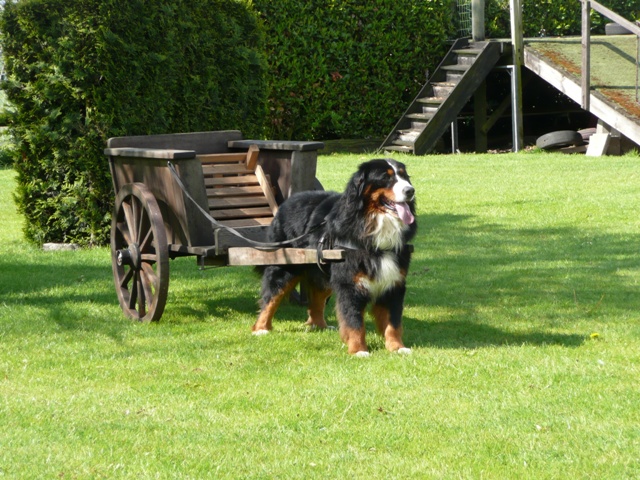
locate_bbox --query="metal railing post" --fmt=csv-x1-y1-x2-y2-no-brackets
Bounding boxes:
581,0,591,110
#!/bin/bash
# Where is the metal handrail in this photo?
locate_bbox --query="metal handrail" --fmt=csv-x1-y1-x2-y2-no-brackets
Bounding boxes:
589,1,640,36
580,0,640,109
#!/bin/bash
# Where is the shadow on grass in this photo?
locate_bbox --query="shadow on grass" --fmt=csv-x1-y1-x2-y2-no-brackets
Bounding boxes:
414,213,640,309
2,212,639,351
400,212,640,348
404,319,587,350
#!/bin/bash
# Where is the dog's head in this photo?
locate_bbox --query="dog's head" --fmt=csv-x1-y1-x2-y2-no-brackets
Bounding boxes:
346,158,416,226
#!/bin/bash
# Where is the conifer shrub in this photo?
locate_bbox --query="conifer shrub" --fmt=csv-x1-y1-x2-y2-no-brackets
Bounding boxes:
0,0,265,245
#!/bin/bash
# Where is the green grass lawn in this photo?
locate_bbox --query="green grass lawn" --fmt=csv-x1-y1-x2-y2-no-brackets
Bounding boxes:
1,150,640,478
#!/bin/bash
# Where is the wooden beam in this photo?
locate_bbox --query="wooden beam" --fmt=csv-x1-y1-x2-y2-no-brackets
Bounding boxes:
254,165,279,215
481,72,533,135
227,247,345,266
246,144,259,170
588,0,640,35
197,152,248,164
474,79,488,152
524,47,640,147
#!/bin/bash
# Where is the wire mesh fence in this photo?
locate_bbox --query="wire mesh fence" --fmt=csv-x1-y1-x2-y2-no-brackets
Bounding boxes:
457,0,472,38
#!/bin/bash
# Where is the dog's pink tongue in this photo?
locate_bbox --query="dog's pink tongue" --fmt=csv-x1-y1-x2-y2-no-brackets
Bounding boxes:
396,202,414,225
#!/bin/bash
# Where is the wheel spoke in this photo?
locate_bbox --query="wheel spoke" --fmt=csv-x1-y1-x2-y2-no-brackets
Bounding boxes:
122,201,137,243
140,267,155,310
140,253,157,264
136,274,147,317
137,204,147,245
139,227,153,252
128,271,139,310
116,220,133,246
141,262,158,290
119,266,134,289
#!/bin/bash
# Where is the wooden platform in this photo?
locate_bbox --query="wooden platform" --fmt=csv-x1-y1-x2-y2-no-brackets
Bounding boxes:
524,35,640,148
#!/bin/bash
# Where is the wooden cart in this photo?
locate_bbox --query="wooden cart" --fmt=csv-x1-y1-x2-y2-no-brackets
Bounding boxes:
105,130,342,322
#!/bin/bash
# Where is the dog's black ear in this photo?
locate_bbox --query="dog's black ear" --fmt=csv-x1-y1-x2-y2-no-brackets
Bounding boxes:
344,167,366,207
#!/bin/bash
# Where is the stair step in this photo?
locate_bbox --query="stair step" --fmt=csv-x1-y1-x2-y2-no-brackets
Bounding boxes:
392,139,415,147
398,125,426,134
432,83,455,97
420,106,439,114
453,48,482,55
442,64,470,72
411,121,429,130
396,130,421,142
417,97,446,105
383,145,414,153
455,55,478,66
445,72,465,83
406,113,434,121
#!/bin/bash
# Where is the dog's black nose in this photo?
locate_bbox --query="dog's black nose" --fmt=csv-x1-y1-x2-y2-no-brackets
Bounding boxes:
403,185,415,201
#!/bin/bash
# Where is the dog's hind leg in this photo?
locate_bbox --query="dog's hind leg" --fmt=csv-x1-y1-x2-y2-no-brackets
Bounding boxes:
304,286,332,329
253,266,301,335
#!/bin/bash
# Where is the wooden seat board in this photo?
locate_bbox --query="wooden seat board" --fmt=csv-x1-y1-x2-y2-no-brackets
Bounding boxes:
197,145,277,232
218,217,273,228
212,206,274,219
205,175,259,187
202,164,253,176
197,153,249,164
209,196,270,209
206,185,265,197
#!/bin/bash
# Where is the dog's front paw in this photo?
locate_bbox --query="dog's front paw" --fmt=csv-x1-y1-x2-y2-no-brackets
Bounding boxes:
252,329,270,336
354,351,371,358
396,347,412,355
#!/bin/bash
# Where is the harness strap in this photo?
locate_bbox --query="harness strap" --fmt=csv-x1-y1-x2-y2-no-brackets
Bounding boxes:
167,161,325,250
316,233,329,273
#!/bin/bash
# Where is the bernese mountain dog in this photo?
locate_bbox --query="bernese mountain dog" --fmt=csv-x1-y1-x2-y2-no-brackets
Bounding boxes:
252,158,417,356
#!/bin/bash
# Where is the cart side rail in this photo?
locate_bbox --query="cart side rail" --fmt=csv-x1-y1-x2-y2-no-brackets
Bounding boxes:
106,147,214,248
107,130,243,153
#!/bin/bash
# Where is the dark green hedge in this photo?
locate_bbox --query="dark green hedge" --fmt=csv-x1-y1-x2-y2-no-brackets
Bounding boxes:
253,0,455,141
1,0,265,245
2,0,636,245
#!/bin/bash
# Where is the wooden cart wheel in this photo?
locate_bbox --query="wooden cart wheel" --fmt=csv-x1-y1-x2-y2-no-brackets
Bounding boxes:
111,183,169,322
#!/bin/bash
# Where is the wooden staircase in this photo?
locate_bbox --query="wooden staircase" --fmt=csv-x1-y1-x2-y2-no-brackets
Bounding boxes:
380,39,503,155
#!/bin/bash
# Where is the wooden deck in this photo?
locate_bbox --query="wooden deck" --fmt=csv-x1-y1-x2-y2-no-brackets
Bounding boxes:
524,35,640,147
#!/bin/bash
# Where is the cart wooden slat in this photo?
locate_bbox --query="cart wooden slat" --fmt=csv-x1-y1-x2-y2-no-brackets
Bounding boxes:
105,130,328,322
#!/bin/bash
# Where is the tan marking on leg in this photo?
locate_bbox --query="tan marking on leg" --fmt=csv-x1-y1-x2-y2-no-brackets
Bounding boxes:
304,287,332,329
252,276,301,333
337,308,367,355
372,304,405,352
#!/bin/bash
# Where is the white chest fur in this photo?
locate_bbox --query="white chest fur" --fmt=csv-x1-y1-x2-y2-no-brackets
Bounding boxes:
370,213,406,251
357,253,403,299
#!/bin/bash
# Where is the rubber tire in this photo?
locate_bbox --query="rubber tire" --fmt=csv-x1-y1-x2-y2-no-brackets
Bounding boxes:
536,131,584,150
605,23,631,35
